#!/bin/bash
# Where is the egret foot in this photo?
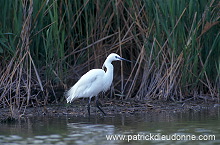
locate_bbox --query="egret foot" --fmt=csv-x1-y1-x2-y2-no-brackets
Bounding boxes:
96,100,106,116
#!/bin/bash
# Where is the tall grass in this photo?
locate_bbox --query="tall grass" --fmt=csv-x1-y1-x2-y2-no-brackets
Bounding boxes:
0,0,219,109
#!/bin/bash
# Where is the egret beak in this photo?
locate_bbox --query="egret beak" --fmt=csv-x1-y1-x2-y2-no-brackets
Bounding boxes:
118,57,132,63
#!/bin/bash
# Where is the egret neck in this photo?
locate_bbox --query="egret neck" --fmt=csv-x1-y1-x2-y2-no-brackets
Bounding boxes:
103,61,114,92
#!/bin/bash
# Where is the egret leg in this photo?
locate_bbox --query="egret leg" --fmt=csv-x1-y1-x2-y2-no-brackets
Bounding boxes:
96,100,106,116
87,98,91,116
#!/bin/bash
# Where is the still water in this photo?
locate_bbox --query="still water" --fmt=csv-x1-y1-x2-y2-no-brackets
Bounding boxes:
0,107,219,145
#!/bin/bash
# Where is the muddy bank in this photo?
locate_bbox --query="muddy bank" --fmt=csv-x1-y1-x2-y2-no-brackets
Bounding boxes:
0,98,219,121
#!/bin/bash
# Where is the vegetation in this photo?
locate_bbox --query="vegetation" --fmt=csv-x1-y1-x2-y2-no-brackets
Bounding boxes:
0,0,219,110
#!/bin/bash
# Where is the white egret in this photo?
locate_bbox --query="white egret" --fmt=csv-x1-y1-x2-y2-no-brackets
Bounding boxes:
66,53,131,116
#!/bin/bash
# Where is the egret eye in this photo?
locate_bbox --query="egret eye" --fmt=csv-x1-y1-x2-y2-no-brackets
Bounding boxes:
115,56,118,59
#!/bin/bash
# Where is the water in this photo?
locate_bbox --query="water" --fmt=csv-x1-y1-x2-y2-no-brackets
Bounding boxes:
0,107,219,145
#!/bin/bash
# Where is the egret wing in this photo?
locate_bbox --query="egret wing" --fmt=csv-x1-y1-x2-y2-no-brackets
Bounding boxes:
66,69,105,102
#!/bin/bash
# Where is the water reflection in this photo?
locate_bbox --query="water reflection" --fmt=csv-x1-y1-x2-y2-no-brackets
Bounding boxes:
67,123,115,144
0,107,219,145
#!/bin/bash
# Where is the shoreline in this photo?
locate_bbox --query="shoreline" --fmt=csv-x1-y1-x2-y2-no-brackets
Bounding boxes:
1,98,219,121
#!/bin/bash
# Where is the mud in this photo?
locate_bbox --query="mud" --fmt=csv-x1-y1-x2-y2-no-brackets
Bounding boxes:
0,98,219,121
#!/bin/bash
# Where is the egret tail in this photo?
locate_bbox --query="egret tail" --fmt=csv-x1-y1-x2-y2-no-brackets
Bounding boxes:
66,85,78,103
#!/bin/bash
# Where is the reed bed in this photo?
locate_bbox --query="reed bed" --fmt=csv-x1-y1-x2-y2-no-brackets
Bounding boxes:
0,0,219,110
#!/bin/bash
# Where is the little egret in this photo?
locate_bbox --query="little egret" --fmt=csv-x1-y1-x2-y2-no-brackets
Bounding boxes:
66,53,131,116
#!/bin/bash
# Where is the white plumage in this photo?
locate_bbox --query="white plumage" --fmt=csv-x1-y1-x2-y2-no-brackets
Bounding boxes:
65,53,131,116
66,69,106,103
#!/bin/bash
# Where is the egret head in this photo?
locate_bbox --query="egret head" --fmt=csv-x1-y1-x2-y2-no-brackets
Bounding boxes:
102,53,131,69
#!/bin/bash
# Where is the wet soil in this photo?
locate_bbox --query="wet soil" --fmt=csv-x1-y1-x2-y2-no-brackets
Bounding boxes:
0,97,219,121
